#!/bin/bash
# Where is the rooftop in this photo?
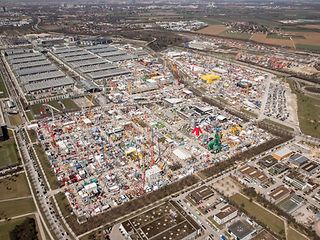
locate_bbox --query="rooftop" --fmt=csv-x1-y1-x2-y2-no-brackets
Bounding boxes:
228,220,256,239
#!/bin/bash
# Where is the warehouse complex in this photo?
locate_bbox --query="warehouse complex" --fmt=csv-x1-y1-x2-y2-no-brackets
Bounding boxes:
3,48,74,97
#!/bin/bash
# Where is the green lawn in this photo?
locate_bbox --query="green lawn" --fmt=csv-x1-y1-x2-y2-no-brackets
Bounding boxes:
61,99,80,110
8,114,22,126
29,103,44,116
230,193,285,236
288,81,320,137
25,111,34,121
48,100,63,111
34,144,59,189
55,192,72,218
0,76,8,98
27,129,38,143
0,137,20,169
296,44,320,52
0,173,31,200
287,227,309,240
0,198,35,219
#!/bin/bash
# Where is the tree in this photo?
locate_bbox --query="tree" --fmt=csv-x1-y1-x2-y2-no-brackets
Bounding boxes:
10,217,38,240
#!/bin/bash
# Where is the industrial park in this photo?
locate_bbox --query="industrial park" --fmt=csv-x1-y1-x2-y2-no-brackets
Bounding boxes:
0,1,319,240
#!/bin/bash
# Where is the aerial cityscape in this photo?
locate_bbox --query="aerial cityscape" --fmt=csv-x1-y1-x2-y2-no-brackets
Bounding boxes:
0,0,319,240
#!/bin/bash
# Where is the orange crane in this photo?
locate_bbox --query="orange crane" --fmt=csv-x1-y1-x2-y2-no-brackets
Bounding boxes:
167,59,181,85
87,94,94,119
144,110,155,166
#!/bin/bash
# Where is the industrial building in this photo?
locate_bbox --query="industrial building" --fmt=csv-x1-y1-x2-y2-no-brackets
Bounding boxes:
3,48,75,96
213,204,238,225
228,220,256,240
268,185,291,204
119,201,202,240
52,45,132,84
272,147,293,161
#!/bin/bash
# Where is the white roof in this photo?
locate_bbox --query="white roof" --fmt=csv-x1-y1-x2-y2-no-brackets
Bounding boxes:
274,147,293,158
217,115,226,121
84,182,97,191
145,165,161,177
173,148,192,160
164,98,184,105
83,118,92,124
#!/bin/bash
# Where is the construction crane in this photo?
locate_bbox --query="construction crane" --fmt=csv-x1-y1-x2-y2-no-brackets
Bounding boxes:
87,94,95,119
44,121,56,147
166,59,181,85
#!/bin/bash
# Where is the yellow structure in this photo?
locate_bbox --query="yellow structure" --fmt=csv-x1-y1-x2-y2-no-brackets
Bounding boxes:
125,147,143,161
200,73,221,84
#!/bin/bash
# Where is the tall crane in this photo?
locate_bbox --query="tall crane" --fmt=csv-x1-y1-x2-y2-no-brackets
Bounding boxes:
166,59,181,85
87,94,95,119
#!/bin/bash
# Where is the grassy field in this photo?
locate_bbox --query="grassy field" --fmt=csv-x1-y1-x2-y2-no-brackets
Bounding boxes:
0,76,8,99
61,99,80,110
219,30,252,40
8,114,22,126
296,44,320,51
55,192,72,218
27,129,38,143
0,137,20,169
264,119,295,132
0,173,31,200
267,33,291,39
33,144,59,189
288,80,320,138
287,227,309,240
230,193,285,236
48,100,63,111
30,100,63,117
0,198,35,218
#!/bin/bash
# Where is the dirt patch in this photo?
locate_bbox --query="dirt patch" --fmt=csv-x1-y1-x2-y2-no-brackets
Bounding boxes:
300,24,320,30
251,33,294,48
73,97,93,108
293,32,320,45
196,25,227,36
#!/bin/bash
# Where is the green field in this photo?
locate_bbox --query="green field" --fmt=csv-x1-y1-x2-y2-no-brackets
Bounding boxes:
267,33,291,39
27,129,38,143
230,193,285,236
0,173,31,200
0,137,20,169
296,44,320,51
288,80,320,137
219,30,252,40
287,227,309,240
0,198,35,218
8,114,22,126
34,144,59,189
55,192,72,218
0,76,8,98
61,99,80,110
